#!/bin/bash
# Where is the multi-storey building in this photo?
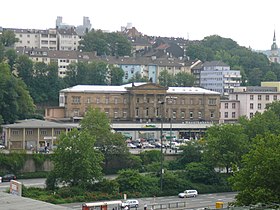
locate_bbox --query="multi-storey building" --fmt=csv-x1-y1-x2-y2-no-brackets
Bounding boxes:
45,83,220,123
200,61,241,96
220,83,280,123
57,28,80,51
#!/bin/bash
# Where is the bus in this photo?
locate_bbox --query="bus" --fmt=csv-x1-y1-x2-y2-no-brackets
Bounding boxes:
82,200,122,210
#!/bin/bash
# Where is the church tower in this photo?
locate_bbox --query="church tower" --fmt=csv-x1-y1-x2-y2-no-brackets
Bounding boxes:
269,30,280,63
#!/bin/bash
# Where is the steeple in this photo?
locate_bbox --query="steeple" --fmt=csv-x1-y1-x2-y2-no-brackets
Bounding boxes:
271,30,278,50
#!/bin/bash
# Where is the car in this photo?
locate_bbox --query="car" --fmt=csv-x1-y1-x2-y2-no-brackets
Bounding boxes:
0,145,5,149
121,199,139,208
39,147,49,153
127,143,137,149
178,189,198,198
1,174,17,182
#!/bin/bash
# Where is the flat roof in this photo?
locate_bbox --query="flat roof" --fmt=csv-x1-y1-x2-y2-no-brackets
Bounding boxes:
0,191,72,210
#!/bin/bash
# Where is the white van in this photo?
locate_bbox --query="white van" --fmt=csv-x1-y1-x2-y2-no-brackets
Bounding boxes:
121,199,139,208
178,189,198,198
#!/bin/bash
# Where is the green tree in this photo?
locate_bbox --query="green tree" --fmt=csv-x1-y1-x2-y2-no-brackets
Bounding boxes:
109,65,124,85
116,169,142,193
79,30,131,56
15,55,34,88
0,30,19,47
4,49,18,69
0,62,35,123
229,133,280,205
80,108,129,169
176,140,203,167
158,70,174,87
49,128,103,188
185,162,220,185
174,72,195,87
203,124,249,173
263,70,277,81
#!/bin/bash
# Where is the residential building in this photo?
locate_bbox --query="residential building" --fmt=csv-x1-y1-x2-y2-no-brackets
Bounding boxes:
200,61,241,96
45,83,220,123
57,28,80,51
220,84,280,123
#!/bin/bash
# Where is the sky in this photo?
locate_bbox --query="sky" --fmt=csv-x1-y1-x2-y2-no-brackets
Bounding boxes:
1,0,279,50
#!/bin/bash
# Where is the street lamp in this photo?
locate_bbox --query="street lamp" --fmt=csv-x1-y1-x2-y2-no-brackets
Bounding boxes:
159,101,164,191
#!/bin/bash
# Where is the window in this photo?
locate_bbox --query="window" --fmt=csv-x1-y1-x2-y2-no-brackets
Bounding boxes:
12,130,19,135
72,96,80,104
26,130,33,135
105,97,109,104
147,98,150,103
40,130,47,135
258,95,262,100
210,111,215,118
232,103,236,109
250,103,254,109
250,112,254,118
199,99,203,105
198,111,202,119
146,108,149,116
232,112,236,118
96,97,100,104
225,103,228,109
123,98,127,104
156,107,159,117
189,111,193,119
54,130,61,135
208,98,216,105
104,109,109,117
123,110,127,118
273,95,277,100
181,111,185,119
172,111,176,119
73,109,79,116
250,95,254,100
181,99,185,105
86,97,91,104
224,112,228,118
114,110,118,118
135,108,139,117
266,95,269,101
258,103,261,109
190,99,194,105
114,98,118,104
235,95,238,100
136,98,140,103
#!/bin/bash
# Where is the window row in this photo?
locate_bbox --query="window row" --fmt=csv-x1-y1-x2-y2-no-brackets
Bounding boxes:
11,129,62,135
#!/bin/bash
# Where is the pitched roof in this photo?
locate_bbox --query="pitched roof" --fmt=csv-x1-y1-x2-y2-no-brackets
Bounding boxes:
2,119,76,129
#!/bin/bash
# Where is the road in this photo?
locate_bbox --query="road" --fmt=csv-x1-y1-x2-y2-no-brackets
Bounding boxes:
60,192,237,210
0,178,237,210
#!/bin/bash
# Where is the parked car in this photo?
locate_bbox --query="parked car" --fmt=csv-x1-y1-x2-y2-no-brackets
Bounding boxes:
121,199,139,208
127,143,137,149
1,174,16,182
178,189,198,198
39,147,49,153
0,144,5,149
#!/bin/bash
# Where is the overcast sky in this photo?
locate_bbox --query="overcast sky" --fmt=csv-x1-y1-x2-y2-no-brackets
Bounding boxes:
1,0,279,50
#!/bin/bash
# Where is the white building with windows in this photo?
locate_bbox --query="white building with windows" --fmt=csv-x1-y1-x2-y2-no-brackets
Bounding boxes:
220,85,280,123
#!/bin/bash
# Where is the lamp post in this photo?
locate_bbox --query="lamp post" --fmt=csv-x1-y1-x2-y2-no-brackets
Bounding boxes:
159,101,164,191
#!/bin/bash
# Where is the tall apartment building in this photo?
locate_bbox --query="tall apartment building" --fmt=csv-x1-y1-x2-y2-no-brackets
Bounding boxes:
45,83,221,123
200,61,241,96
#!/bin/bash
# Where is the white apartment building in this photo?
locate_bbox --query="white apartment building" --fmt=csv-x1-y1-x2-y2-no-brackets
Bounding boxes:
220,85,280,123
57,28,80,51
200,61,241,96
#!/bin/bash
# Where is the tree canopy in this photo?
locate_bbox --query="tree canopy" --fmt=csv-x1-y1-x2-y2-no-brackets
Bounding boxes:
0,62,35,123
79,30,132,56
230,133,280,205
50,128,104,188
